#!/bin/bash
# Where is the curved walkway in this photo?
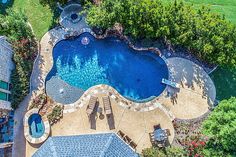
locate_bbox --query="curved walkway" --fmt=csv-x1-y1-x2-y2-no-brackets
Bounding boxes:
12,94,31,157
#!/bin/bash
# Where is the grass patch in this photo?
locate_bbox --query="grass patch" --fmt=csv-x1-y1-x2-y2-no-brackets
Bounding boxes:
185,0,236,24
179,0,236,100
210,67,236,100
12,0,55,39
163,0,236,24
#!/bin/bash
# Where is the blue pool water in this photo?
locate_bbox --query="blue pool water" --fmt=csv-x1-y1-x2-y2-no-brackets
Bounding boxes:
46,33,168,101
28,114,45,138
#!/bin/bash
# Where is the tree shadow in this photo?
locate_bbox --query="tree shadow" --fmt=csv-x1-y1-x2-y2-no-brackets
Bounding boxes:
48,6,61,30
106,114,115,130
168,58,216,108
88,102,99,130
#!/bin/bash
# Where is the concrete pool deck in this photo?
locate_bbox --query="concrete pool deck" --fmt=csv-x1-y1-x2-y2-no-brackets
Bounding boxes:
26,91,175,156
158,57,216,119
39,27,215,119
23,27,216,156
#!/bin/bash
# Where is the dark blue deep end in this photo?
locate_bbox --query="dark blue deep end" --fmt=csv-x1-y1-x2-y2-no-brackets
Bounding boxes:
46,33,168,101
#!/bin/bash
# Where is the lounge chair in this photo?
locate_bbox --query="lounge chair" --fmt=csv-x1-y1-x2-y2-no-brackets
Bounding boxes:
117,130,137,149
86,96,98,115
117,130,125,138
102,96,112,115
130,141,137,149
124,135,132,144
162,78,180,88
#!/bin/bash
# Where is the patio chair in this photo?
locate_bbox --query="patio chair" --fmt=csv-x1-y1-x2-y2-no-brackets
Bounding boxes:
157,143,164,148
153,124,161,130
103,96,112,115
149,132,154,139
149,132,155,144
149,132,154,137
86,96,98,115
165,129,171,136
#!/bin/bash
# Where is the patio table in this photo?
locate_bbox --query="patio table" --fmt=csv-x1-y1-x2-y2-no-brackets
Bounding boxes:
154,128,167,142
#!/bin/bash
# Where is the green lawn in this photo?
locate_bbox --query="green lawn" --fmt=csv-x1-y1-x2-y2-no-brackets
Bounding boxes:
12,0,54,39
183,0,236,24
210,67,236,100
163,0,236,24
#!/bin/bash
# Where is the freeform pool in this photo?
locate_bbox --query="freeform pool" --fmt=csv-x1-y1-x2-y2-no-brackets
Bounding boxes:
28,114,45,138
46,33,168,103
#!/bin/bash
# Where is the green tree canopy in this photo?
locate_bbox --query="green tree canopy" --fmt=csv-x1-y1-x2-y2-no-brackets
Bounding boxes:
85,0,236,67
202,97,236,156
0,9,33,41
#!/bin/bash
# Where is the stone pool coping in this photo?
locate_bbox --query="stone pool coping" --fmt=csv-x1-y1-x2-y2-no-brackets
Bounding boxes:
39,27,174,118
64,84,175,120
23,108,50,144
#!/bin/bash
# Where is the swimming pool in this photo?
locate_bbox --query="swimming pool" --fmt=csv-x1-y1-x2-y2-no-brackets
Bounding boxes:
28,114,45,138
46,33,168,102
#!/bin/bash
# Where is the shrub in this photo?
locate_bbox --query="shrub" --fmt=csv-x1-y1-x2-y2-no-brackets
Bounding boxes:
29,93,47,109
142,146,186,157
202,97,236,156
47,105,63,125
85,0,236,66
0,9,37,109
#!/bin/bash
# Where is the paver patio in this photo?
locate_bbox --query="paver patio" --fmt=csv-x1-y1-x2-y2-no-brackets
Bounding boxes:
26,92,175,156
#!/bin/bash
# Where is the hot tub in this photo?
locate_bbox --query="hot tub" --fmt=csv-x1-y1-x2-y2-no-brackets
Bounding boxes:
28,113,45,138
24,108,50,144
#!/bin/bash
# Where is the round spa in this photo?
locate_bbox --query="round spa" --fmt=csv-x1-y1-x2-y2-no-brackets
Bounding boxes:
24,108,50,144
